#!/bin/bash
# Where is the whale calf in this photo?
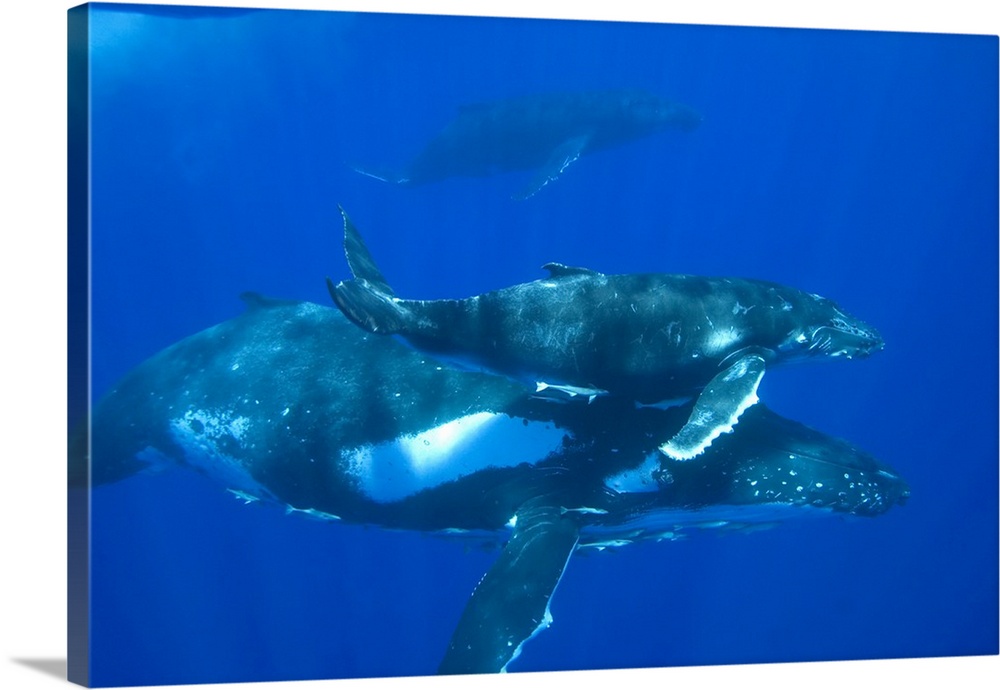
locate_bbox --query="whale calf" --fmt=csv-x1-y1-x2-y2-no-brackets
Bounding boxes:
74,294,906,674
354,89,701,198
328,209,884,464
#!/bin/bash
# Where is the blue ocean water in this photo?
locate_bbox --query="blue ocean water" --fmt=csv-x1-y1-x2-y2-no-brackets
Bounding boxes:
82,4,998,686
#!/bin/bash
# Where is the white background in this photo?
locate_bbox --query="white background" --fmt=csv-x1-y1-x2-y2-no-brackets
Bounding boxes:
1,2,996,689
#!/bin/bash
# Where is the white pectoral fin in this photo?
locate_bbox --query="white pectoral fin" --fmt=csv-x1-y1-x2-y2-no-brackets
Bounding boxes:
659,353,766,461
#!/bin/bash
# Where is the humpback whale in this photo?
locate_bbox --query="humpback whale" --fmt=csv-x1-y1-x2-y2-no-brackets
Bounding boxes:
75,295,907,675
354,89,701,198
328,209,884,464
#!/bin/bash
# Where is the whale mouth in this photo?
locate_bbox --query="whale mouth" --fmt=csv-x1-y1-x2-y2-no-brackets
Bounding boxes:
808,324,884,359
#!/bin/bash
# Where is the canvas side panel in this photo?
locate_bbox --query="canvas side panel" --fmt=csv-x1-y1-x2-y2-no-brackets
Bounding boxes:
67,4,91,687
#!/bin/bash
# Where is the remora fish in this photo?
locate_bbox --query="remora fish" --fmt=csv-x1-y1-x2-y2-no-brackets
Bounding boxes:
72,295,907,675
353,89,702,198
327,209,885,464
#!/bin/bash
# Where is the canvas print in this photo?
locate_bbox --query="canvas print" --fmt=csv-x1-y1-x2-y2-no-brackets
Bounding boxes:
67,3,998,687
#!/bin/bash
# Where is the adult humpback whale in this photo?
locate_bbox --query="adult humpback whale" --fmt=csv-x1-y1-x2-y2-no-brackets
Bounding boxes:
74,295,908,676
354,89,701,198
328,210,884,463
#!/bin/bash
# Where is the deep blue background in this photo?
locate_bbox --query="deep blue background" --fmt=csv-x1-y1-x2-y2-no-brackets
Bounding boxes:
84,4,998,686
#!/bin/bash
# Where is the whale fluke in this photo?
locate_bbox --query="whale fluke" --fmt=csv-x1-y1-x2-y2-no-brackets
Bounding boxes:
338,206,394,295
326,208,412,335
327,276,411,335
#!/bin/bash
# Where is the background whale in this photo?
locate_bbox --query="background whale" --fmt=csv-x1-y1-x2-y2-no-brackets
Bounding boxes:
353,89,702,198
73,295,908,675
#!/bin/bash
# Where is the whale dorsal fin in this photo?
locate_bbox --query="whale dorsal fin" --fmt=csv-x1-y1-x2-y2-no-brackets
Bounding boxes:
542,262,600,278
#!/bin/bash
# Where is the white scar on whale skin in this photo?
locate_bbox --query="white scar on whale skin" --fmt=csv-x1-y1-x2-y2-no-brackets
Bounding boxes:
704,326,743,356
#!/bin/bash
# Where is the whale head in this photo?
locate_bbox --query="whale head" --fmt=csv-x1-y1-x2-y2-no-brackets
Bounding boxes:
779,295,884,362
621,90,703,133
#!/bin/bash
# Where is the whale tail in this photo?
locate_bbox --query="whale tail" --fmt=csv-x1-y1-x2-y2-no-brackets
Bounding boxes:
327,276,413,335
327,207,412,335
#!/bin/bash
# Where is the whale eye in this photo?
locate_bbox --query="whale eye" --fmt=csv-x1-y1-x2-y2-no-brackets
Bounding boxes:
778,331,809,353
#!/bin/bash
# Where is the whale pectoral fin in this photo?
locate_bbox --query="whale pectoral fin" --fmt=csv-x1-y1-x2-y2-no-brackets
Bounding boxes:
438,500,579,675
514,134,591,200
659,353,767,461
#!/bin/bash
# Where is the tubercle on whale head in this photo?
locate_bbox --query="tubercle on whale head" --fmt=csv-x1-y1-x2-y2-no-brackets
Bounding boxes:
807,318,884,359
777,296,884,362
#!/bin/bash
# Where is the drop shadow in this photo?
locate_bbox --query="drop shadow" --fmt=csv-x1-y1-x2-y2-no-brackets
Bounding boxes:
11,658,67,681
